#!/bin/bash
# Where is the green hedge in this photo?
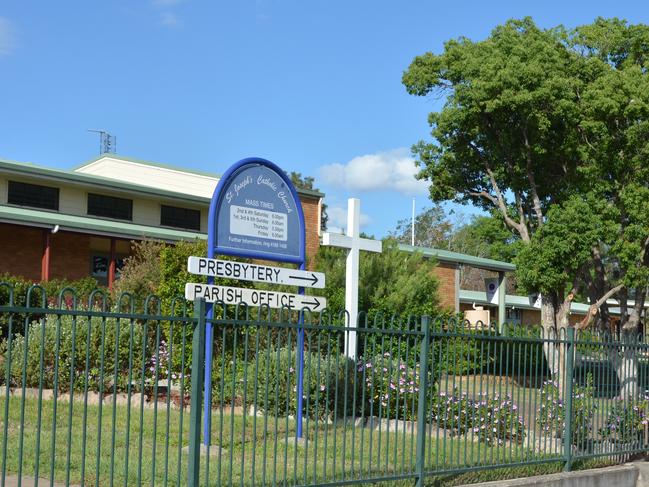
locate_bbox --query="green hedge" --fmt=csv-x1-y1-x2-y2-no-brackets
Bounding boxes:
3,314,150,393
245,347,358,419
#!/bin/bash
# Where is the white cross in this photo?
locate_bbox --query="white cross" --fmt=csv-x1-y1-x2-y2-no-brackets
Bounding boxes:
321,198,382,359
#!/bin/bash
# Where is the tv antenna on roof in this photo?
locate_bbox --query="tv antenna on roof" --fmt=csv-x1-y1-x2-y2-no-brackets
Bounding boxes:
88,129,117,155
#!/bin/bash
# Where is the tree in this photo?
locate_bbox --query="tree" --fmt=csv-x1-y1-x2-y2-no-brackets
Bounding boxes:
404,17,649,398
403,17,588,335
574,18,649,333
390,204,454,249
570,19,649,397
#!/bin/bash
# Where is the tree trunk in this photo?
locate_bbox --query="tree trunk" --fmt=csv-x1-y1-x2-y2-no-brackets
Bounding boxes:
612,294,644,399
541,295,574,399
541,298,560,380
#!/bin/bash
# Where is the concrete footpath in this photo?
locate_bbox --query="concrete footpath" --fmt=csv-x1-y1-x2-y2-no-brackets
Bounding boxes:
2,463,648,487
635,460,649,487
459,464,640,487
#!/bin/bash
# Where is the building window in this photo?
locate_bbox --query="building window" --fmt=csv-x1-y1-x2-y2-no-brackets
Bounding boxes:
87,193,133,221
8,181,59,210
160,205,200,231
91,255,109,278
91,255,126,283
506,308,522,324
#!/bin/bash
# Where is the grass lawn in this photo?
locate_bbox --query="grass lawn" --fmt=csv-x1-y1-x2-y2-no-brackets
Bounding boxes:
0,396,544,486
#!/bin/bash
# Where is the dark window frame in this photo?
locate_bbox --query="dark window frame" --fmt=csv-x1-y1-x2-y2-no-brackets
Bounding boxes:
7,180,60,211
160,204,201,231
87,193,133,221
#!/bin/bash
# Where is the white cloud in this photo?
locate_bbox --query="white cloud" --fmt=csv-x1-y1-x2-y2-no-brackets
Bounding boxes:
159,12,179,27
151,0,184,27
0,18,16,57
319,148,428,196
326,206,372,234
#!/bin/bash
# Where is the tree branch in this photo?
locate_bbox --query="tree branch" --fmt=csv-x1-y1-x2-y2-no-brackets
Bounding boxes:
522,126,544,228
485,166,530,241
576,284,625,330
467,190,498,206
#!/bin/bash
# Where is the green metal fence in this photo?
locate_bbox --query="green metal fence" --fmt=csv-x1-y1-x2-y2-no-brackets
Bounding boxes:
1,284,648,486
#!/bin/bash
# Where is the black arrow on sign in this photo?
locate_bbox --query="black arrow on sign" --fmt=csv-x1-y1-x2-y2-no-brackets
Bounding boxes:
288,273,319,286
301,297,322,309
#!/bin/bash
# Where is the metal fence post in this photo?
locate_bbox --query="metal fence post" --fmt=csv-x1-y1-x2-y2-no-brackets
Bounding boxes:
188,298,206,486
415,315,431,487
563,327,575,472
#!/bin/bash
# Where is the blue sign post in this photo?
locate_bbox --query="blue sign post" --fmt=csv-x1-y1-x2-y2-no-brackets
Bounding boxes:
204,157,307,445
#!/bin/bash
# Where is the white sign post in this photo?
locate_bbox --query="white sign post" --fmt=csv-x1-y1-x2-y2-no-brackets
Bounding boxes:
321,198,382,360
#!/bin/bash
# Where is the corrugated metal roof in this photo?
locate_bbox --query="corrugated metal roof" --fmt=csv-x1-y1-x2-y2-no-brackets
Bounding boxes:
458,289,592,315
0,156,324,201
398,243,517,272
75,154,325,199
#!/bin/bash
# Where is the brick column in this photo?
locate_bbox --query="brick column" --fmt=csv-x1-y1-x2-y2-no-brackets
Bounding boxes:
41,229,51,282
108,237,116,289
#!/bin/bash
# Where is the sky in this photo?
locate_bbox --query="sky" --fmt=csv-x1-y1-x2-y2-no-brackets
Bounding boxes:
0,0,647,238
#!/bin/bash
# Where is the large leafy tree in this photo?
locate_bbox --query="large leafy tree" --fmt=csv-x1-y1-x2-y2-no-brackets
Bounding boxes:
403,17,589,330
389,204,454,249
404,17,649,397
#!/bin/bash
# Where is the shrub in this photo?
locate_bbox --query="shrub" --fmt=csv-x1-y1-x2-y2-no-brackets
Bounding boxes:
357,352,421,420
4,314,156,393
249,347,357,419
0,274,105,337
0,274,103,306
111,240,166,305
430,390,474,435
599,395,649,444
537,375,596,447
440,329,495,376
471,392,525,445
431,388,525,445
497,325,549,383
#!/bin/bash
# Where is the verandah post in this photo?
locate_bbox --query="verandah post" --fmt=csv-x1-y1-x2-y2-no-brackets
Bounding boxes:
188,298,206,485
415,315,431,487
563,327,575,472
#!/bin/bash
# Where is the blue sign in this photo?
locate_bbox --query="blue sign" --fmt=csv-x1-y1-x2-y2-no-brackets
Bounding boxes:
208,158,306,264
203,157,308,444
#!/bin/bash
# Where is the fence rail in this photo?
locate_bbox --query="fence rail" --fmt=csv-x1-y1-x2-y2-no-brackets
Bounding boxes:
1,284,648,486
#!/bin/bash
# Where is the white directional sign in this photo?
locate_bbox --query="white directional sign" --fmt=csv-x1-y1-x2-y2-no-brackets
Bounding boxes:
187,256,325,289
185,283,327,312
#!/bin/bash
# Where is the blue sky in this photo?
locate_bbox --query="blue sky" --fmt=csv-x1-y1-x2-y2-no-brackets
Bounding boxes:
0,1,646,237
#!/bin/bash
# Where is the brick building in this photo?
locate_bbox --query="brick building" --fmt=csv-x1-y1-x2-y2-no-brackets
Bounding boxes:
399,243,646,326
0,155,323,287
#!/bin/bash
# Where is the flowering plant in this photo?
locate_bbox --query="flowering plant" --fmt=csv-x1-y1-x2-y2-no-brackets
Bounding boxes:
431,388,525,445
250,347,358,419
358,352,421,420
599,393,649,444
537,375,596,447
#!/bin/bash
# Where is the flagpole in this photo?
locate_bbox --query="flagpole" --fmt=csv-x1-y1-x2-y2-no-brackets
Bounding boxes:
411,198,415,246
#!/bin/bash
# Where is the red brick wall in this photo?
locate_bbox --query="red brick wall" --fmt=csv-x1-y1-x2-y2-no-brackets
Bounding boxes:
49,231,90,281
0,224,92,282
0,195,321,283
0,223,43,281
433,262,457,311
300,195,321,268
